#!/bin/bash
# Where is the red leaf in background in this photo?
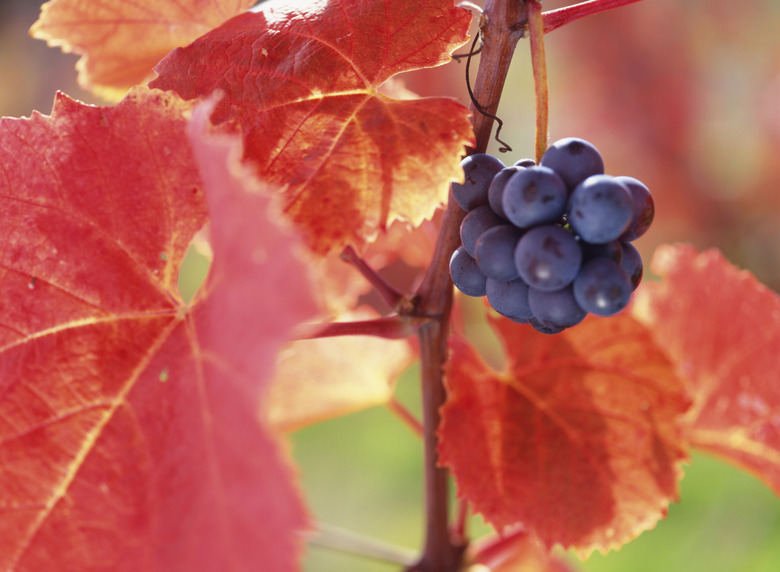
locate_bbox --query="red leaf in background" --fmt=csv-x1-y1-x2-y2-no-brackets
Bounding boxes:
0,88,315,570
438,315,690,555
150,0,474,255
30,0,256,97
632,244,780,496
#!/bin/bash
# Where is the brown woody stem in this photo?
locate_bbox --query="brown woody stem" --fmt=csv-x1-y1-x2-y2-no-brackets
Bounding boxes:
408,1,528,571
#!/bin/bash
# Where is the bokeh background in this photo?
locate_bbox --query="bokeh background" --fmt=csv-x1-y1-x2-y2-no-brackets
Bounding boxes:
3,0,779,570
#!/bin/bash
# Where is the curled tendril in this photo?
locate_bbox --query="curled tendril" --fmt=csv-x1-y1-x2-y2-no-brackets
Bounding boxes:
458,31,513,153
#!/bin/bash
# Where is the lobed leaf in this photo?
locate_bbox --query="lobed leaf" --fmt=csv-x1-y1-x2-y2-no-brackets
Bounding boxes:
30,0,256,98
439,315,690,555
632,244,780,497
150,0,475,255
0,88,315,570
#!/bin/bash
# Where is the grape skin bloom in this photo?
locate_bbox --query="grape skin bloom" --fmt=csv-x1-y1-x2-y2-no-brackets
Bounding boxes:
502,166,568,229
573,258,632,316
568,175,633,244
486,278,534,323
451,153,505,211
475,225,524,282
514,225,582,292
460,204,505,257
540,137,604,191
450,246,487,297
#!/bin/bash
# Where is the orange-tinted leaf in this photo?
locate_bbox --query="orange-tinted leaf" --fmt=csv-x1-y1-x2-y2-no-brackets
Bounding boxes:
0,88,315,570
439,315,690,555
30,0,256,97
150,0,474,255
268,308,414,432
632,244,780,496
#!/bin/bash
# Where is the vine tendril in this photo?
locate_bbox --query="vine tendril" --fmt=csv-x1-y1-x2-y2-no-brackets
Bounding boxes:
461,32,513,153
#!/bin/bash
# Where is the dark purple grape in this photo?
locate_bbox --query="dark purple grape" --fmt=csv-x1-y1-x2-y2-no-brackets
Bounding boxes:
488,166,521,219
529,317,565,335
514,158,536,167
528,285,587,330
540,137,604,191
580,239,623,263
615,176,655,241
450,246,487,297
486,278,534,323
573,258,632,316
568,175,633,244
460,205,505,257
514,225,582,291
474,225,524,281
620,241,643,290
502,166,568,229
451,153,505,211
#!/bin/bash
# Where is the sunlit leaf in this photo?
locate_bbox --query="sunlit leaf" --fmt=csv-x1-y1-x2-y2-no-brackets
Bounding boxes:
150,0,474,255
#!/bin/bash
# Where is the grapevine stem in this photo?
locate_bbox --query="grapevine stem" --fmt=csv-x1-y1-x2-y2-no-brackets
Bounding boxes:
341,245,405,310
387,397,424,437
308,522,417,566
542,0,645,33
528,0,549,163
296,316,425,340
409,1,528,570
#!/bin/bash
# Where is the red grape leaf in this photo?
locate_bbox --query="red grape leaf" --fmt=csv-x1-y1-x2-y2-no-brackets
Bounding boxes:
0,88,315,570
632,244,780,496
150,0,475,255
268,308,414,432
439,315,690,555
30,0,256,97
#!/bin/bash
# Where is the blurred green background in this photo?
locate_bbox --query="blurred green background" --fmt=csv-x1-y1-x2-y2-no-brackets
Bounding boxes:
4,0,780,570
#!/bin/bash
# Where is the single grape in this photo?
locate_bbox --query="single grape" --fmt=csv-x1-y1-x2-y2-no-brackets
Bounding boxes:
474,225,524,282
514,225,582,291
450,246,487,297
540,137,604,191
460,204,505,257
620,241,643,290
486,278,534,323
502,166,568,229
615,176,655,241
573,258,632,316
528,285,587,330
568,174,633,244
514,158,536,167
451,153,505,211
488,166,521,219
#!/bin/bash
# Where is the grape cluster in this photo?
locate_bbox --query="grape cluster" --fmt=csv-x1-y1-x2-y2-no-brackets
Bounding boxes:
449,137,654,334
